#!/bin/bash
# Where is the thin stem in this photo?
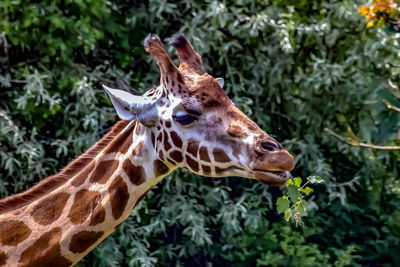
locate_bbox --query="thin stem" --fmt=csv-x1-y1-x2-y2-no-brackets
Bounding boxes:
10,79,28,84
286,178,309,209
324,128,400,150
300,181,309,189
383,99,400,112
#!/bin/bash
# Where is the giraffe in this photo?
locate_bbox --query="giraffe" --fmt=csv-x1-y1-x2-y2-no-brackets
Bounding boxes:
0,33,295,266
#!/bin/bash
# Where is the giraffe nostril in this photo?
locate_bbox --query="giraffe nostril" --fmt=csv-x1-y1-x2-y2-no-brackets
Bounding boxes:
261,141,279,152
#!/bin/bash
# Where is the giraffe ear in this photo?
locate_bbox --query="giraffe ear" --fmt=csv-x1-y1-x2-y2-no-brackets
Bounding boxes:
216,78,224,88
103,86,137,120
103,85,159,126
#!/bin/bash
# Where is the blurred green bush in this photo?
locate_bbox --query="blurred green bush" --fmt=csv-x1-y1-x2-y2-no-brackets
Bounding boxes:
1,0,399,266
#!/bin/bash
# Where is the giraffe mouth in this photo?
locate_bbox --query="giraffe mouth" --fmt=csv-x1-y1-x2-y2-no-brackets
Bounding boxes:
254,170,290,185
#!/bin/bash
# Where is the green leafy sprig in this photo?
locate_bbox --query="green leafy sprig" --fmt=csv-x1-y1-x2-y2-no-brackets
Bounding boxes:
276,176,324,226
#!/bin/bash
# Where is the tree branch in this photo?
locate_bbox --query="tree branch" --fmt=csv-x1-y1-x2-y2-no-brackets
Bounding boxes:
383,99,400,112
324,128,400,150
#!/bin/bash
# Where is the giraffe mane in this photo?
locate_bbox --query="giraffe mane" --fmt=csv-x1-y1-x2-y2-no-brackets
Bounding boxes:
0,120,130,214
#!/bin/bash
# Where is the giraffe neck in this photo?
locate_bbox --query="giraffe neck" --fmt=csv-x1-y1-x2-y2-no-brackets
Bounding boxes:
0,120,174,266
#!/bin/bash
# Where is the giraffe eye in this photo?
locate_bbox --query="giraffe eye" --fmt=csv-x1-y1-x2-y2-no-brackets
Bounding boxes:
173,111,198,125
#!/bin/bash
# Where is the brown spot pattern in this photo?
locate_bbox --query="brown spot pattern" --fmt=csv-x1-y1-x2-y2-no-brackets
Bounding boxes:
157,132,162,142
186,155,199,172
169,150,183,163
165,121,171,128
69,231,103,254
227,106,260,132
0,121,129,215
215,167,224,174
109,176,129,220
31,192,70,225
71,161,95,187
163,130,172,151
104,124,133,154
151,132,155,147
135,122,141,135
90,159,119,184
0,251,7,266
187,140,199,157
89,204,106,226
154,160,169,176
133,190,150,209
202,165,211,175
177,74,184,84
170,131,183,148
190,75,230,108
0,220,31,246
68,189,101,225
132,141,144,157
19,228,71,267
158,150,164,160
213,148,230,163
122,159,145,185
199,146,211,162
227,124,249,139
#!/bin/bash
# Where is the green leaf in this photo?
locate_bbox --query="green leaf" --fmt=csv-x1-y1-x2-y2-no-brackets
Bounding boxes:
294,177,302,187
284,209,292,222
307,175,324,184
296,201,308,216
277,197,290,214
287,185,300,203
347,127,360,145
302,187,313,196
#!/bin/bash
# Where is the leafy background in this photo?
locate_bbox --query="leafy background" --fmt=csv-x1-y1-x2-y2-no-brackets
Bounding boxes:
1,0,399,266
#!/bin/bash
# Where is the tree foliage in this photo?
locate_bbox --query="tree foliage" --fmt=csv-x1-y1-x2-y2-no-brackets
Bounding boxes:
1,0,399,266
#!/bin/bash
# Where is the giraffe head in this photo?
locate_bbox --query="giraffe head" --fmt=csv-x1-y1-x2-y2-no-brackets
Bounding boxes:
104,34,295,186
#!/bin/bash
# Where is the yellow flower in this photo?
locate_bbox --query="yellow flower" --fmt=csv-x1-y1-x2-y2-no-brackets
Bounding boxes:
358,0,399,29
368,13,376,20
358,6,369,16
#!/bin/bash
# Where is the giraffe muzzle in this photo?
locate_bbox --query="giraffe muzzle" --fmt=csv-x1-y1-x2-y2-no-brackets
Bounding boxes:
250,148,295,186
255,170,290,180
254,170,291,186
